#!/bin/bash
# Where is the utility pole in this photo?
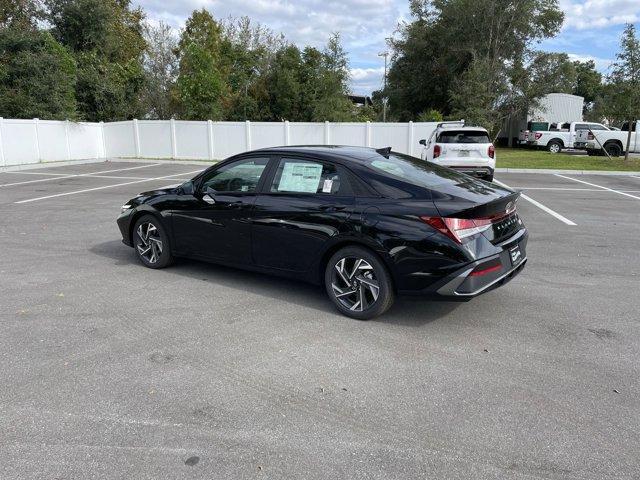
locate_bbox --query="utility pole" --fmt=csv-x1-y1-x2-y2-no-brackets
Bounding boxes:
378,51,389,122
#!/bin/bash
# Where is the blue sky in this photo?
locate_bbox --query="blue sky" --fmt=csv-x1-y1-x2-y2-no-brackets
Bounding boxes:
135,0,640,95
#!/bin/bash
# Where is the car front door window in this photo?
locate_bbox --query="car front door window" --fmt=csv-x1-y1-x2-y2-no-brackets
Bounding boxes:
201,158,269,194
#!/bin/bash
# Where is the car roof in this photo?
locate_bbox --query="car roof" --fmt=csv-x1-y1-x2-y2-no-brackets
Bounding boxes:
437,126,488,132
244,145,383,164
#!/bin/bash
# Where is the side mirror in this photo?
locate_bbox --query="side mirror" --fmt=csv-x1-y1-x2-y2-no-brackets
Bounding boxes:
419,139,427,146
180,181,194,195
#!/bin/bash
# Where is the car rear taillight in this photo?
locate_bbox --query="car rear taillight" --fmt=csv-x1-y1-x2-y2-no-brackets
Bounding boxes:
534,132,542,140
488,145,495,158
420,216,492,244
433,144,441,158
420,203,517,244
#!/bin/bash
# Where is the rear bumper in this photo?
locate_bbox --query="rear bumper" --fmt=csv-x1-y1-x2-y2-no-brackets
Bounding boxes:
400,229,528,299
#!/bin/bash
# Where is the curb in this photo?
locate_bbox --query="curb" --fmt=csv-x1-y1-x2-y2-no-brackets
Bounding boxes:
0,158,106,173
496,168,640,176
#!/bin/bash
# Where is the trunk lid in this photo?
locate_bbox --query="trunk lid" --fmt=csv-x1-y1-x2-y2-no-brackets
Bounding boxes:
430,177,522,244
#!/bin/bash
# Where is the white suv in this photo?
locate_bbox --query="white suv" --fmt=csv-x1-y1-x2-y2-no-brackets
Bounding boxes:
419,123,496,181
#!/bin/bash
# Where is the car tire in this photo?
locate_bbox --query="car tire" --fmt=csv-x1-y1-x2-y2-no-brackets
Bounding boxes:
133,214,174,269
604,143,622,157
484,173,494,182
547,140,562,154
325,246,394,320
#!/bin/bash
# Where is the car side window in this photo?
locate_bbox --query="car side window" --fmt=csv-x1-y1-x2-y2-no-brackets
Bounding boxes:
589,124,607,130
575,124,589,131
270,158,347,195
200,157,269,193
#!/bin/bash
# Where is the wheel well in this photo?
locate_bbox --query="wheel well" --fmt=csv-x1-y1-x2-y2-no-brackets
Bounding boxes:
604,139,623,149
318,241,396,291
549,138,564,147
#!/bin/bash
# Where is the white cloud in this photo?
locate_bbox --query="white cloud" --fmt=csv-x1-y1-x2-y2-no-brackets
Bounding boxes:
350,67,385,95
567,53,614,71
559,0,640,30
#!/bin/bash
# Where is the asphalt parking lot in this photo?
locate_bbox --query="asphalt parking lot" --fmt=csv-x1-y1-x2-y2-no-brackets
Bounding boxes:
1,161,639,479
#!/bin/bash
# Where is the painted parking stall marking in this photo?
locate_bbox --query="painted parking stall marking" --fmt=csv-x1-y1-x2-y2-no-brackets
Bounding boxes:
554,174,640,201
493,179,577,226
0,163,162,188
15,169,202,204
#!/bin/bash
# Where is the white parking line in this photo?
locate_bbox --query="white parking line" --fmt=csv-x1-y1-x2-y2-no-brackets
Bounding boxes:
554,174,640,201
0,163,162,188
493,179,577,226
510,187,640,193
15,170,203,204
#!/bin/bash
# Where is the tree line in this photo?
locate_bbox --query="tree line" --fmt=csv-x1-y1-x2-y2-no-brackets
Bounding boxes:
382,0,640,135
0,0,370,122
1,0,638,131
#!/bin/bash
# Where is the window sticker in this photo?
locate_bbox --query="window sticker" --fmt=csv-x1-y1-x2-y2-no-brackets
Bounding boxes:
278,162,322,193
322,179,333,193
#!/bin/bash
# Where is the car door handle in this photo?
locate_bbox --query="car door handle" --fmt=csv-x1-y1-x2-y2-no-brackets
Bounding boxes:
227,201,246,209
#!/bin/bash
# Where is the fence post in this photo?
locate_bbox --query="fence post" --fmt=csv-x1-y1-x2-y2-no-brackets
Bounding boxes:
207,120,214,160
99,121,106,159
324,121,330,145
407,121,414,156
0,117,5,167
245,120,252,150
365,121,371,147
284,120,290,146
64,120,71,161
33,118,42,163
170,118,177,159
133,119,141,157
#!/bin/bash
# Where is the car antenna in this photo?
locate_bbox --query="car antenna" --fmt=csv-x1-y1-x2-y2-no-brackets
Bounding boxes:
375,146,392,158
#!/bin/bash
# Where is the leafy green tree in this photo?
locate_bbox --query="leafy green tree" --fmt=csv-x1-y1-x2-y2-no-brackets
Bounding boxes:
266,44,304,120
0,29,77,119
219,16,285,120
607,24,640,161
573,60,602,104
0,0,43,29
141,21,178,119
417,109,443,122
175,9,227,120
386,0,564,125
47,0,146,121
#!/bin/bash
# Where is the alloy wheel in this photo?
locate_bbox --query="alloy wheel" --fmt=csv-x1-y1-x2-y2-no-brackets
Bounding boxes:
136,222,163,264
331,257,380,311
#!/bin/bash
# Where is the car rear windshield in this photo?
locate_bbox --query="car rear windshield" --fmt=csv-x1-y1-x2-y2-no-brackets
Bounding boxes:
437,130,490,144
367,152,473,188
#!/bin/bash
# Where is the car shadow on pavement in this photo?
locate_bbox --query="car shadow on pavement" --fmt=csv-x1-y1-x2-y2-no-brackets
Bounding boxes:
90,240,461,326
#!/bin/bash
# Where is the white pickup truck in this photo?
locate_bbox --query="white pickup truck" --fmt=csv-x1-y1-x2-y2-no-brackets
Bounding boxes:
579,121,640,157
526,122,610,153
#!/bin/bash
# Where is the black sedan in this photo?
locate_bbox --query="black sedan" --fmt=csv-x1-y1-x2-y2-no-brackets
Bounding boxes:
117,146,527,319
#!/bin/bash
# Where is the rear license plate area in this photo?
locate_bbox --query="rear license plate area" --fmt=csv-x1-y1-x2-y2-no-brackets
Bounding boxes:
509,245,523,266
458,150,470,157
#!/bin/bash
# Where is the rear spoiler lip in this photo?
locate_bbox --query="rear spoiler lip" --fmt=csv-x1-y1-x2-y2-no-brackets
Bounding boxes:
442,191,521,220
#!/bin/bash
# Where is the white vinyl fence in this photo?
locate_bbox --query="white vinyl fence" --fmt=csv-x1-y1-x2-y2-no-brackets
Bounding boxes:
0,118,444,168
